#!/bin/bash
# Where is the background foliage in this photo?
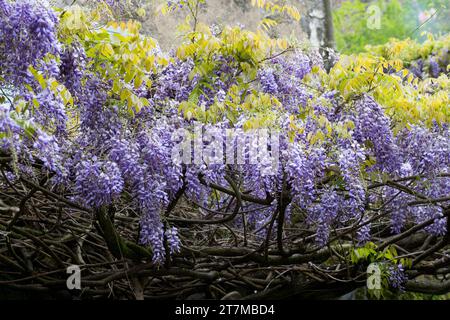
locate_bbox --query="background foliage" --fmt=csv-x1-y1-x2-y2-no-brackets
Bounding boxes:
333,0,450,53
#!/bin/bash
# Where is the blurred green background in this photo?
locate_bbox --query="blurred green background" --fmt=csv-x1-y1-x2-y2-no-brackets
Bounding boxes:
333,0,450,53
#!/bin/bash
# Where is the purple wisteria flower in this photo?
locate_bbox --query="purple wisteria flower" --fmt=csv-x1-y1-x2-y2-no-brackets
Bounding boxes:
388,264,408,291
0,0,60,88
74,157,124,208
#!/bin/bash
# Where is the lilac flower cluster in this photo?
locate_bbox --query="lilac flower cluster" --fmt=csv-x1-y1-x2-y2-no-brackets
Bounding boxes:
395,124,449,175
413,205,447,236
166,226,181,254
0,104,64,177
383,123,449,234
258,51,313,113
33,88,67,136
167,0,183,8
33,130,65,176
409,59,425,79
74,157,124,208
153,55,237,110
258,68,278,94
356,219,371,244
0,0,60,88
388,264,407,291
428,58,440,78
286,143,317,206
0,105,23,154
353,95,399,172
407,50,448,79
154,59,196,103
77,77,122,149
59,44,86,95
337,143,366,219
108,119,184,263
309,189,340,247
139,212,166,262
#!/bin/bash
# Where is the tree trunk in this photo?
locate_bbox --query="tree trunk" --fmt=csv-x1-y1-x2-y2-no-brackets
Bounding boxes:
301,0,335,49
322,0,336,50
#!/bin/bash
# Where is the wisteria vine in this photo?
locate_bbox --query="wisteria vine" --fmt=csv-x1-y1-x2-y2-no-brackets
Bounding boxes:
0,0,449,299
